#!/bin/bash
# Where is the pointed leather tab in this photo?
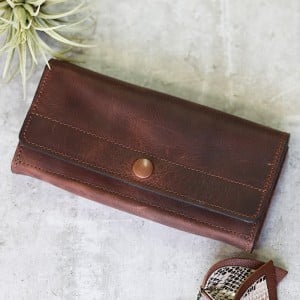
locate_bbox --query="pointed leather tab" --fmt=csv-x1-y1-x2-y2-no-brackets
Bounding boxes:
234,260,283,300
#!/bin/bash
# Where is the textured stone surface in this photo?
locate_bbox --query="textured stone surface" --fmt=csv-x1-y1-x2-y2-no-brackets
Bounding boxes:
0,1,299,299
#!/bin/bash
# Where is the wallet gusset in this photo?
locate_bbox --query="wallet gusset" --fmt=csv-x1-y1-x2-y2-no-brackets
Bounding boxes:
11,60,289,251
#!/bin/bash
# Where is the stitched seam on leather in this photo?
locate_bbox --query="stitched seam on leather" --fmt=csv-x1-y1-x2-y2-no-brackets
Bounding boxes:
15,146,249,240
32,112,266,193
12,145,23,170
245,133,286,251
32,66,50,114
21,62,287,225
24,64,268,193
22,123,258,219
246,221,258,252
20,68,265,220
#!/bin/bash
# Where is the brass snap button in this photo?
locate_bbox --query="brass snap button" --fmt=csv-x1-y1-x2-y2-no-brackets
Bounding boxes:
132,158,153,179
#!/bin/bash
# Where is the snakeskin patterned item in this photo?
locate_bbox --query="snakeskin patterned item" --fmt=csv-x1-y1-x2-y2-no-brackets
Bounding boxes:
241,276,268,300
197,258,287,300
202,266,255,299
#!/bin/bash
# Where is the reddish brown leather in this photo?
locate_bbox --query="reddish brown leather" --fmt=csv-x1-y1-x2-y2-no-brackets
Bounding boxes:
11,59,289,251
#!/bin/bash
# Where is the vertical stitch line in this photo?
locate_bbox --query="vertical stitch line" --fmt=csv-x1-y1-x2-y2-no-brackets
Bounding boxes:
246,133,287,251
14,146,23,167
32,65,52,114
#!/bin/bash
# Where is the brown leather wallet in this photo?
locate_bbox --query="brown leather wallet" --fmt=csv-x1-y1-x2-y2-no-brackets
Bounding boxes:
11,59,289,251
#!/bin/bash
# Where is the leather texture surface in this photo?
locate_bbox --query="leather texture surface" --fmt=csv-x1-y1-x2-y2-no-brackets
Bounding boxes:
11,59,289,251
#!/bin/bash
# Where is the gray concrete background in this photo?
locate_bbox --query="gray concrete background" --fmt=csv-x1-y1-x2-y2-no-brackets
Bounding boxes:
0,1,300,299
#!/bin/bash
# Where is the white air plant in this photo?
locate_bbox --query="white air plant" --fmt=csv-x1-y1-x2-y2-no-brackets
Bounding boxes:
0,0,93,97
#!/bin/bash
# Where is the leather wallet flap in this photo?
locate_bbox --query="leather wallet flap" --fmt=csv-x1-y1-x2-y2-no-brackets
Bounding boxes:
19,60,289,223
